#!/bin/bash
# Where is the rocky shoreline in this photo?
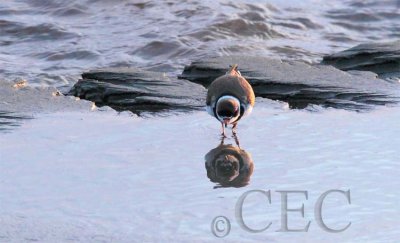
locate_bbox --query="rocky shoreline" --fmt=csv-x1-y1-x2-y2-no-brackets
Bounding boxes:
68,41,400,113
322,41,400,82
1,41,400,119
68,67,206,114
179,56,399,110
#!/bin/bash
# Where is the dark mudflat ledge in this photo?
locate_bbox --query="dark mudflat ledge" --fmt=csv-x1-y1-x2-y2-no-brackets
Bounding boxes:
180,56,400,110
68,42,400,113
68,67,207,114
322,41,400,81
0,80,94,131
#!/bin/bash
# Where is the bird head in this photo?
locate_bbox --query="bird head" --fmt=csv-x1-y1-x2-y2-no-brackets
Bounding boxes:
226,64,241,76
216,95,240,126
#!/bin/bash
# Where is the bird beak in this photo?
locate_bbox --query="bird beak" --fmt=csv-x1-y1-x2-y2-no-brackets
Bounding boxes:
223,118,229,127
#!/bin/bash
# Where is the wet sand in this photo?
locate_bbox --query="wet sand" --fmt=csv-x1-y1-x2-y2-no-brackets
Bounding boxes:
1,100,399,242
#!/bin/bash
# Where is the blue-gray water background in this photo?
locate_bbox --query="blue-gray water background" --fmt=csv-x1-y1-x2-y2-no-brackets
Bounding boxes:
1,0,399,90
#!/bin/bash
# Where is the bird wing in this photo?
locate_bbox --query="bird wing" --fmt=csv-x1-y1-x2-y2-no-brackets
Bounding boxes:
206,75,255,106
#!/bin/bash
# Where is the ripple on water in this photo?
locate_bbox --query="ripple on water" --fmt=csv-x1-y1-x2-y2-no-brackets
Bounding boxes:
0,111,32,133
187,18,287,43
30,50,100,61
0,20,79,42
131,40,196,59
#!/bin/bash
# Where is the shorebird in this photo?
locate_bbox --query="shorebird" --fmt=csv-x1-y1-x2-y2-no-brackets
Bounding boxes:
206,64,255,136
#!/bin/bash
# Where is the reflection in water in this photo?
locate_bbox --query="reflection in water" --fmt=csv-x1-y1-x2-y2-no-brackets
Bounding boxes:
205,135,254,188
0,111,32,132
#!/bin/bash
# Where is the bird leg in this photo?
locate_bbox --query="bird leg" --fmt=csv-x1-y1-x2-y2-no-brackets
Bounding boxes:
220,122,226,138
232,122,238,135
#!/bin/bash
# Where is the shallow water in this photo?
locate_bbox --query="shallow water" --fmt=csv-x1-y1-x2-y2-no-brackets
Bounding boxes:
1,100,400,242
0,111,32,132
1,0,399,89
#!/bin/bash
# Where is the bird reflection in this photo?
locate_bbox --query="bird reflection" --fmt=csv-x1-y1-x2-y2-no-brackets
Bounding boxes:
205,134,254,188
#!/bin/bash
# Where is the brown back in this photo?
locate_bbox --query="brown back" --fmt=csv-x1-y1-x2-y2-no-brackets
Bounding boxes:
206,74,255,107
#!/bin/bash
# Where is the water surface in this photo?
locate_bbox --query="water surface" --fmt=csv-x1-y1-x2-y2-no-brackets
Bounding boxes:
1,101,399,241
1,0,399,89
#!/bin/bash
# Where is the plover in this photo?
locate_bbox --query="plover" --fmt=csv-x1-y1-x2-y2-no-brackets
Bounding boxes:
206,64,255,136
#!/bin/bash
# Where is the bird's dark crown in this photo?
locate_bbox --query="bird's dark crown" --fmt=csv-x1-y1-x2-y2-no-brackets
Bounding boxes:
216,99,239,118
